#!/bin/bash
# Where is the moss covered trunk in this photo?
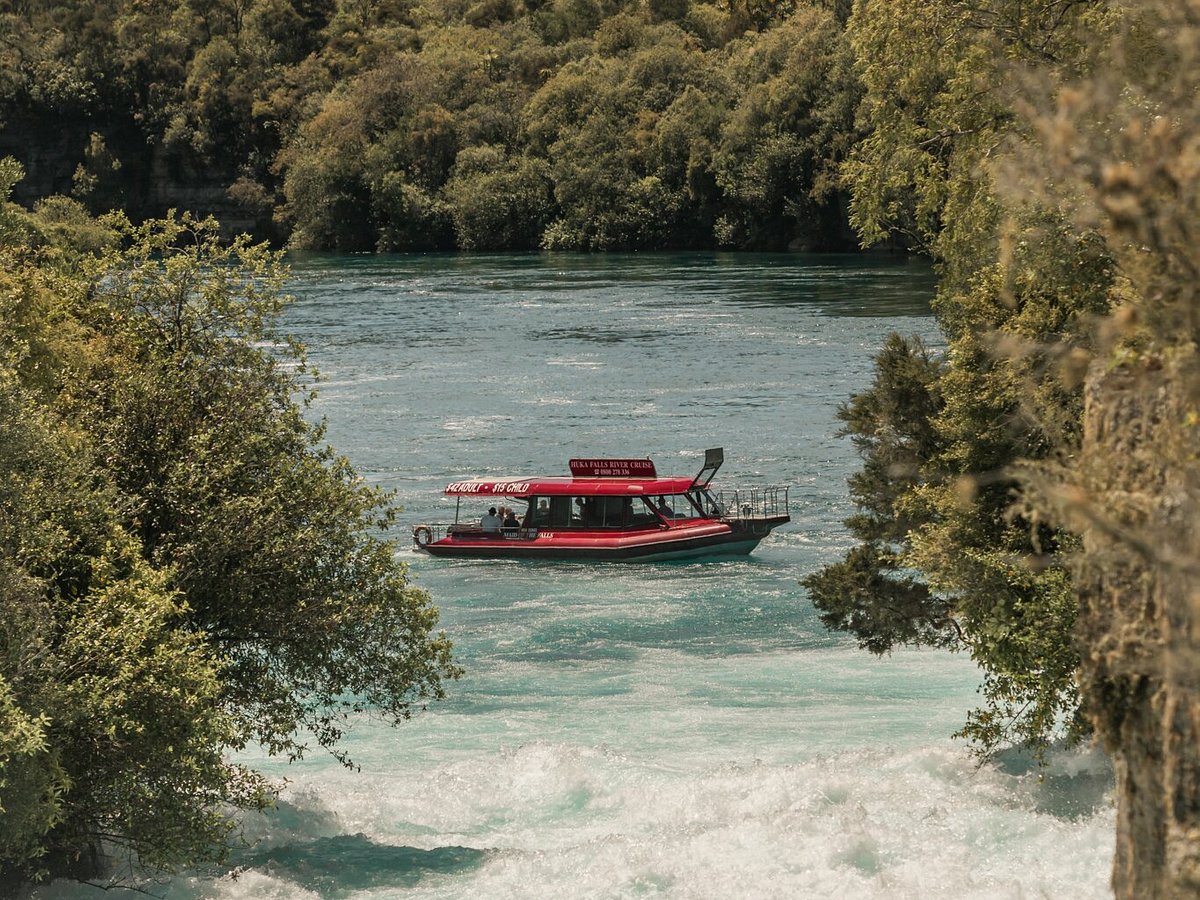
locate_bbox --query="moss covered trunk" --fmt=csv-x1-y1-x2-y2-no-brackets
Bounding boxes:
1076,361,1200,899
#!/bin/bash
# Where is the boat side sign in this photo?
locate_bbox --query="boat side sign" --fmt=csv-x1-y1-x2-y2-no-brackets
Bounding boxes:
446,481,532,495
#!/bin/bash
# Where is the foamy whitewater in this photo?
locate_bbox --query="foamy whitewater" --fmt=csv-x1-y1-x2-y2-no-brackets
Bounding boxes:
29,254,1115,899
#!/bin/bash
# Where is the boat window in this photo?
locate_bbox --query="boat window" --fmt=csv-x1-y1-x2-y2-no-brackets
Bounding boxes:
539,495,636,528
687,489,723,517
547,496,574,527
631,497,662,526
467,492,720,532
594,496,631,527
651,495,687,519
577,496,631,528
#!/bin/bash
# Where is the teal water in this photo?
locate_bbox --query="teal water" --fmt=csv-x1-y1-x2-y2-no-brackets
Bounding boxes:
31,253,1113,899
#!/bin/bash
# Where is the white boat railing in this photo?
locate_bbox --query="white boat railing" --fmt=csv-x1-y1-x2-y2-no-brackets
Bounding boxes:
710,485,790,521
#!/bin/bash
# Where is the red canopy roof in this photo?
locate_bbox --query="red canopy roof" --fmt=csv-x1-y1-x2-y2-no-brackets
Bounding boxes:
444,476,698,497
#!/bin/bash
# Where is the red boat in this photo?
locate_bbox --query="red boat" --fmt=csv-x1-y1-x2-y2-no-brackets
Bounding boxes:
412,448,789,561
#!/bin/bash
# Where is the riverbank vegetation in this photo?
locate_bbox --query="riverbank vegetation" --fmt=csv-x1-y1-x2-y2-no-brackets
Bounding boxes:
807,0,1200,894
0,0,860,251
807,0,1114,761
0,189,459,886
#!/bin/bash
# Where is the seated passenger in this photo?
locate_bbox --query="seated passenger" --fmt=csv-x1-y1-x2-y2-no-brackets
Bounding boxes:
480,507,501,532
503,509,520,529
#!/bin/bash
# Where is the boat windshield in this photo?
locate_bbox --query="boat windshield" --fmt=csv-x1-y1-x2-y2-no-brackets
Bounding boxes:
657,490,724,519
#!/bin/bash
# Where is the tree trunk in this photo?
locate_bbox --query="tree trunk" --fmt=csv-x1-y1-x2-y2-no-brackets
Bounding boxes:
1075,361,1200,899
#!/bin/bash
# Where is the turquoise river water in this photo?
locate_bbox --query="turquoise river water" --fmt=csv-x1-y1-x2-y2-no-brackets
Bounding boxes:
32,253,1114,899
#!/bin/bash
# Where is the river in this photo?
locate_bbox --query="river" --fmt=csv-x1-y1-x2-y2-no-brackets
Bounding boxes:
34,253,1114,899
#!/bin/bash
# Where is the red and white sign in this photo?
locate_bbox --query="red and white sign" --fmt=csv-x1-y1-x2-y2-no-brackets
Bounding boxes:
568,458,657,478
445,481,532,495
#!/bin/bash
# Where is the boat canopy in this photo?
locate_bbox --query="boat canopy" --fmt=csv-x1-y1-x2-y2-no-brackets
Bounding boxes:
443,450,725,498
444,476,698,497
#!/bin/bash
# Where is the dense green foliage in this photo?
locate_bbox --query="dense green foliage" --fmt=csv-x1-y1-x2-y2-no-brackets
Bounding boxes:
0,177,458,884
807,0,1119,758
1012,4,1200,891
0,0,862,250
844,0,1200,889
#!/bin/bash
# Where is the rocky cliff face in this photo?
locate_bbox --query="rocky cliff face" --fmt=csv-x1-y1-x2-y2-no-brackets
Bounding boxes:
1076,359,1200,899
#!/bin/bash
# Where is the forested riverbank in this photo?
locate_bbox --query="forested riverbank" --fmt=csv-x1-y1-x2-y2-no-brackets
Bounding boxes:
0,0,860,251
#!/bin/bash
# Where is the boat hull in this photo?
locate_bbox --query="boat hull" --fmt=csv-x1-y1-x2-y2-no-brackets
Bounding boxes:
418,518,787,562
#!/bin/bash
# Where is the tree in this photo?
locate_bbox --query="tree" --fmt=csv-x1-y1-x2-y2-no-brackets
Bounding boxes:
444,144,555,249
0,242,269,885
0,200,459,885
998,1,1200,893
713,6,858,248
276,95,377,249
803,334,954,653
814,0,1112,759
61,212,459,763
526,31,720,249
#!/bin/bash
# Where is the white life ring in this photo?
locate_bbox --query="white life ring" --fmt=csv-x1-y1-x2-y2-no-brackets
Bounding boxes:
413,525,433,547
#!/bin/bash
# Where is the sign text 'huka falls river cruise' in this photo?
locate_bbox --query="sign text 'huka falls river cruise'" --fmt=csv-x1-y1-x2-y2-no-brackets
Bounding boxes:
412,448,790,561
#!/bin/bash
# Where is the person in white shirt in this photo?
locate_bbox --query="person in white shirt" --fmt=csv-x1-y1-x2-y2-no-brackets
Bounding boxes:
480,507,502,532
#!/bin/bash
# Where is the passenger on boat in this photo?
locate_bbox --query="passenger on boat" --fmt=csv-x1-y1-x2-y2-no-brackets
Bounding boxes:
480,507,502,532
503,509,520,529
656,496,679,518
